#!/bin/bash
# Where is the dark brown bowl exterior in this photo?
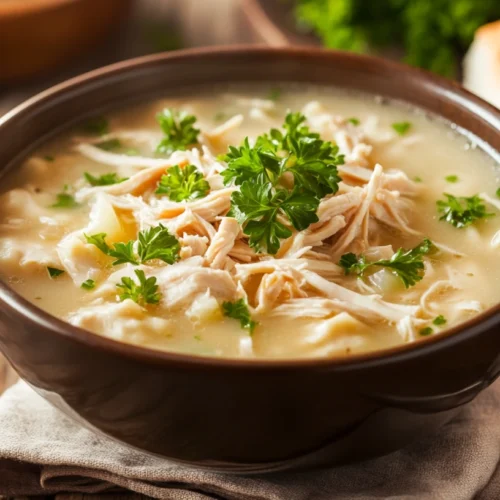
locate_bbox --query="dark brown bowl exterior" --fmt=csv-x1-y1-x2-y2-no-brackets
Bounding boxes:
0,47,499,473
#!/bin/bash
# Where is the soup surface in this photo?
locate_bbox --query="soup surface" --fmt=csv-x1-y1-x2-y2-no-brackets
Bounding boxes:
0,86,499,359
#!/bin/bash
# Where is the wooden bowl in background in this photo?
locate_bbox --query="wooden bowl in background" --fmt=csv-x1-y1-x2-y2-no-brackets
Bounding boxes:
0,0,133,82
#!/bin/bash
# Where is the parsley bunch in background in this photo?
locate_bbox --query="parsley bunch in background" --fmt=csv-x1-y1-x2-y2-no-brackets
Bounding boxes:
295,0,500,77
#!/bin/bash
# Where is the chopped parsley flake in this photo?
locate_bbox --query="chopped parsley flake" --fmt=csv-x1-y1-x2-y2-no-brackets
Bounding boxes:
445,175,459,183
419,327,434,336
117,269,161,306
347,117,360,125
51,190,79,209
222,299,257,334
156,164,210,202
339,238,435,288
47,267,65,279
81,116,108,136
156,108,200,155
437,193,495,228
413,176,423,183
44,155,54,162
84,172,128,186
85,224,179,266
392,121,411,136
496,188,500,199
96,138,122,151
267,88,282,101
433,315,447,326
81,279,96,290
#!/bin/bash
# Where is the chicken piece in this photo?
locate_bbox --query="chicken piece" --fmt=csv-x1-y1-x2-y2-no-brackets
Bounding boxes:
370,190,420,236
302,215,346,247
205,217,240,269
228,241,257,263
316,189,364,222
165,209,216,240
254,268,307,313
0,238,60,272
330,164,384,258
301,269,419,322
68,299,174,342
57,231,106,284
156,187,234,222
179,234,209,259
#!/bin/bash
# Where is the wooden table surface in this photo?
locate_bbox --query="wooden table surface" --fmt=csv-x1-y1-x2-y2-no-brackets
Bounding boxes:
0,0,253,398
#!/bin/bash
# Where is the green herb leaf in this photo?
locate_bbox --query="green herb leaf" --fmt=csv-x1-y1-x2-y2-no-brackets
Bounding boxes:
96,138,122,151
413,176,423,183
81,279,96,290
47,267,65,279
347,117,360,125
437,193,495,228
156,108,200,155
86,226,179,266
267,87,282,101
84,233,139,266
84,172,128,186
44,155,55,162
117,269,161,306
137,224,180,264
445,175,459,183
156,164,210,201
222,299,257,334
433,315,447,326
496,187,500,199
81,116,108,136
392,121,411,136
339,238,435,288
51,192,79,209
419,327,434,336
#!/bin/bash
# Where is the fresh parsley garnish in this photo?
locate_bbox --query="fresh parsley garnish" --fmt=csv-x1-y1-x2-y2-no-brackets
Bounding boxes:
267,87,282,101
413,176,423,183
81,116,108,136
222,299,257,334
347,117,360,126
156,108,200,155
156,164,210,201
51,187,80,209
44,155,55,162
339,238,434,288
85,224,179,266
230,182,319,254
81,279,96,290
85,233,138,266
47,267,65,279
419,327,434,336
445,175,459,183
437,193,494,228
433,315,447,326
137,224,180,264
96,138,122,151
222,112,344,254
496,187,500,199
117,269,161,306
84,172,128,186
392,121,411,136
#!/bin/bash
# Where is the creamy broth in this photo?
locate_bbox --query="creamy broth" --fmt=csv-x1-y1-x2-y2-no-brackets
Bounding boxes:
0,85,499,359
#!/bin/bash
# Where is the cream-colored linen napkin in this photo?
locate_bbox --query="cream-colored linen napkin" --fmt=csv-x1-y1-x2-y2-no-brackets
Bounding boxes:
0,380,500,499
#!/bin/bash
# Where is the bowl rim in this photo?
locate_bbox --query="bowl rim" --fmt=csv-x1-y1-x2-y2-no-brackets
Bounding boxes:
0,45,499,371
0,0,85,17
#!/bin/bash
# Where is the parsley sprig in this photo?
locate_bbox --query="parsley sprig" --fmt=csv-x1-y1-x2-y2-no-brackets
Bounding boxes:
223,112,344,254
339,238,435,288
156,108,199,155
222,299,257,334
156,164,210,201
85,224,179,266
117,269,161,306
437,193,495,228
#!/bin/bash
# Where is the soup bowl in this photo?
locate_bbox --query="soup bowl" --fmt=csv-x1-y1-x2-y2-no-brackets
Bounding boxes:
0,47,499,473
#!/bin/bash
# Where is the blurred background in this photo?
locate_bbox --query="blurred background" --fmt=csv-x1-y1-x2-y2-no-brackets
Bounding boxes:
1,0,499,113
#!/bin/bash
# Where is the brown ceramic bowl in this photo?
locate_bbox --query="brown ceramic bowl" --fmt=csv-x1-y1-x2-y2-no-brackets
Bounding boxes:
0,47,499,473
0,0,133,83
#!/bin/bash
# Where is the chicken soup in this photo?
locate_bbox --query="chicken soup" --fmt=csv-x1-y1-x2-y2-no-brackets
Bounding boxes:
0,86,499,358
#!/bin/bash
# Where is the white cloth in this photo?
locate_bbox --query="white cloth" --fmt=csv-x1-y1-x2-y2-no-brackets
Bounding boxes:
0,380,500,499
